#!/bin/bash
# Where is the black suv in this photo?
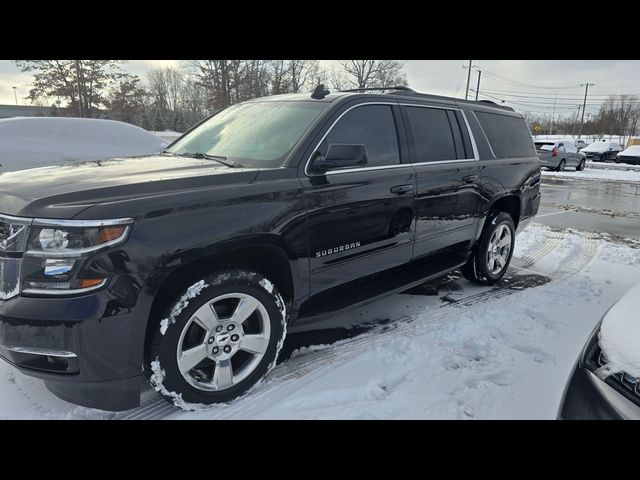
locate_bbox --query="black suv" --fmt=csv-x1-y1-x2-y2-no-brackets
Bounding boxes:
0,87,541,411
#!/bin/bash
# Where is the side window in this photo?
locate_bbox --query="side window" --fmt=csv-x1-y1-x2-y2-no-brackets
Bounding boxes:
405,107,457,162
474,111,537,158
322,105,400,167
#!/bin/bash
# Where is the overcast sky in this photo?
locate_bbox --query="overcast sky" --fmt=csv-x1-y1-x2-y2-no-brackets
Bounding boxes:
1,60,638,118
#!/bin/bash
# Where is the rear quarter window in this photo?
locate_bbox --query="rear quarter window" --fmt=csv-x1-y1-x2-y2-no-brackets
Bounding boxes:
474,111,536,158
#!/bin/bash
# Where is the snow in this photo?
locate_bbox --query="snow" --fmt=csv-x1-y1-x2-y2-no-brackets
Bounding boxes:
581,139,621,153
0,117,167,173
1,222,639,419
597,282,640,379
542,163,640,183
619,145,640,157
160,280,208,335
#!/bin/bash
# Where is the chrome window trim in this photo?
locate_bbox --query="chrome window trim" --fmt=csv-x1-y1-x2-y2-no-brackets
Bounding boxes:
2,345,78,358
22,278,108,296
459,110,480,161
304,101,481,177
32,217,134,228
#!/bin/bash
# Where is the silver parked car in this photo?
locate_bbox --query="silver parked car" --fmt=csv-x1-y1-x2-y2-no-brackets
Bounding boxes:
534,139,586,172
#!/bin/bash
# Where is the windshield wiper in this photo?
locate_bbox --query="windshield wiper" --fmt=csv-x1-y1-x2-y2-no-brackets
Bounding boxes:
176,152,238,168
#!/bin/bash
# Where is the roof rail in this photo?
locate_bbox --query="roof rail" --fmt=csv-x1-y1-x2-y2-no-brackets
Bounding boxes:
338,86,416,93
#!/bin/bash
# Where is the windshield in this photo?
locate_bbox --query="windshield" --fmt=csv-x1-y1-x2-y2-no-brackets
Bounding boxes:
166,100,327,168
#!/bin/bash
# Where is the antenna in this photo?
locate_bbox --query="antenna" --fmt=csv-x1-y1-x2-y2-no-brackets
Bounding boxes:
311,84,330,100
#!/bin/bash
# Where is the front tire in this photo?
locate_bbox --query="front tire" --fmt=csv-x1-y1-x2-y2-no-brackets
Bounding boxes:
146,269,287,408
461,211,515,285
576,159,585,171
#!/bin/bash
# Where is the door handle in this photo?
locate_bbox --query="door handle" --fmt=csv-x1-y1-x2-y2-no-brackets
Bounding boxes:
462,175,478,184
390,184,414,195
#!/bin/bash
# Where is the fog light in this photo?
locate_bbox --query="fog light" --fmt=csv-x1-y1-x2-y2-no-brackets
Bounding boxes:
44,259,75,276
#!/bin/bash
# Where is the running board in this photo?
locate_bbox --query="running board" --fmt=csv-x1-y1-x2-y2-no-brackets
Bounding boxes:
293,253,468,330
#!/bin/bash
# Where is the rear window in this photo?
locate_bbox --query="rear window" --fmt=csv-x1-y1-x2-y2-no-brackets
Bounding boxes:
475,111,536,158
535,142,555,151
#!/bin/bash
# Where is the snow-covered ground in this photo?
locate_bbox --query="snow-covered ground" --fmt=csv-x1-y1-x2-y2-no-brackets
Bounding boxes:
1,223,639,419
542,162,640,183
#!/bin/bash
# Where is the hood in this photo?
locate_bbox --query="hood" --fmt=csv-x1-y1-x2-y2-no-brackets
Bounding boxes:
582,142,614,153
619,146,640,157
598,282,640,379
0,155,260,218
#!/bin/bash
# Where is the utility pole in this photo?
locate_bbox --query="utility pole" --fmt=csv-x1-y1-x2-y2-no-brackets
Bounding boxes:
12,86,17,105
572,105,581,137
464,60,472,100
578,82,594,139
474,69,482,101
550,90,557,136
75,60,84,118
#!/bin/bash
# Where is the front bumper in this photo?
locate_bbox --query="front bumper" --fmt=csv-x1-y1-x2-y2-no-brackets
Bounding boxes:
0,276,151,411
558,365,640,420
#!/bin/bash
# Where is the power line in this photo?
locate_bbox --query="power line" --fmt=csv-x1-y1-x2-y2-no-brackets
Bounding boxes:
479,69,580,90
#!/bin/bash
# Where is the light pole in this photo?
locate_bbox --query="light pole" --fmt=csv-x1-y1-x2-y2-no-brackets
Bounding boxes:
12,86,17,105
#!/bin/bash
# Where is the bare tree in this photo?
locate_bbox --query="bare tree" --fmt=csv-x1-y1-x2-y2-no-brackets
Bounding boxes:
289,60,319,93
271,60,291,95
336,60,408,89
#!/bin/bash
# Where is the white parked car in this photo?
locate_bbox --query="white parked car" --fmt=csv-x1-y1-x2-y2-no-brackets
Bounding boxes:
581,139,623,162
0,117,167,173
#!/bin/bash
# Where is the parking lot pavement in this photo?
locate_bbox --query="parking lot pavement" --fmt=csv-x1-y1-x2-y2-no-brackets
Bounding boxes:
537,175,640,240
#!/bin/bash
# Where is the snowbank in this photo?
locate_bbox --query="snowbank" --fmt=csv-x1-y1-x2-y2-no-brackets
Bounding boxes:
598,282,640,378
542,166,640,183
0,117,167,173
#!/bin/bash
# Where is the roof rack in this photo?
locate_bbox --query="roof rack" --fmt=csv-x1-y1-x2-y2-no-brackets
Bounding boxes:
335,86,515,111
338,86,416,93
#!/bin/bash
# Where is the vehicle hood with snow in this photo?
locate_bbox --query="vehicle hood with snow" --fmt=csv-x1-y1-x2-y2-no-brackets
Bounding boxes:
558,282,640,419
581,140,620,153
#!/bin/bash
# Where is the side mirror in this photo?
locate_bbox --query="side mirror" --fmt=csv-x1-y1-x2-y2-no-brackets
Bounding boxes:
313,144,368,172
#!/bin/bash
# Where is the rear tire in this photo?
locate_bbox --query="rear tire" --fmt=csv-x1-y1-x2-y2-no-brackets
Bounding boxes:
556,159,566,172
461,211,515,285
145,268,287,409
576,159,585,171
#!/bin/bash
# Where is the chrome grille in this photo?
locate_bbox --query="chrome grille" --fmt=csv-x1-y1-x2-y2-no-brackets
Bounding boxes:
0,214,31,301
0,221,8,243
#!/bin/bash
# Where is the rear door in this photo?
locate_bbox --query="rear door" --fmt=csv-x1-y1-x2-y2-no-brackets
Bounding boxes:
400,104,481,260
564,141,579,166
300,101,416,295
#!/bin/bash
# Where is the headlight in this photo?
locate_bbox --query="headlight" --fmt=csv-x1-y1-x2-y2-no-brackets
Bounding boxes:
22,218,133,295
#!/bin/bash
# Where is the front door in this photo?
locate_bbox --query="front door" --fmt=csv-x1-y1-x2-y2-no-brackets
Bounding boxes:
300,102,416,295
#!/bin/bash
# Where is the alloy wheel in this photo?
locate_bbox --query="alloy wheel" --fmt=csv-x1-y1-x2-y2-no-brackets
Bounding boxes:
486,224,512,276
176,292,271,392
